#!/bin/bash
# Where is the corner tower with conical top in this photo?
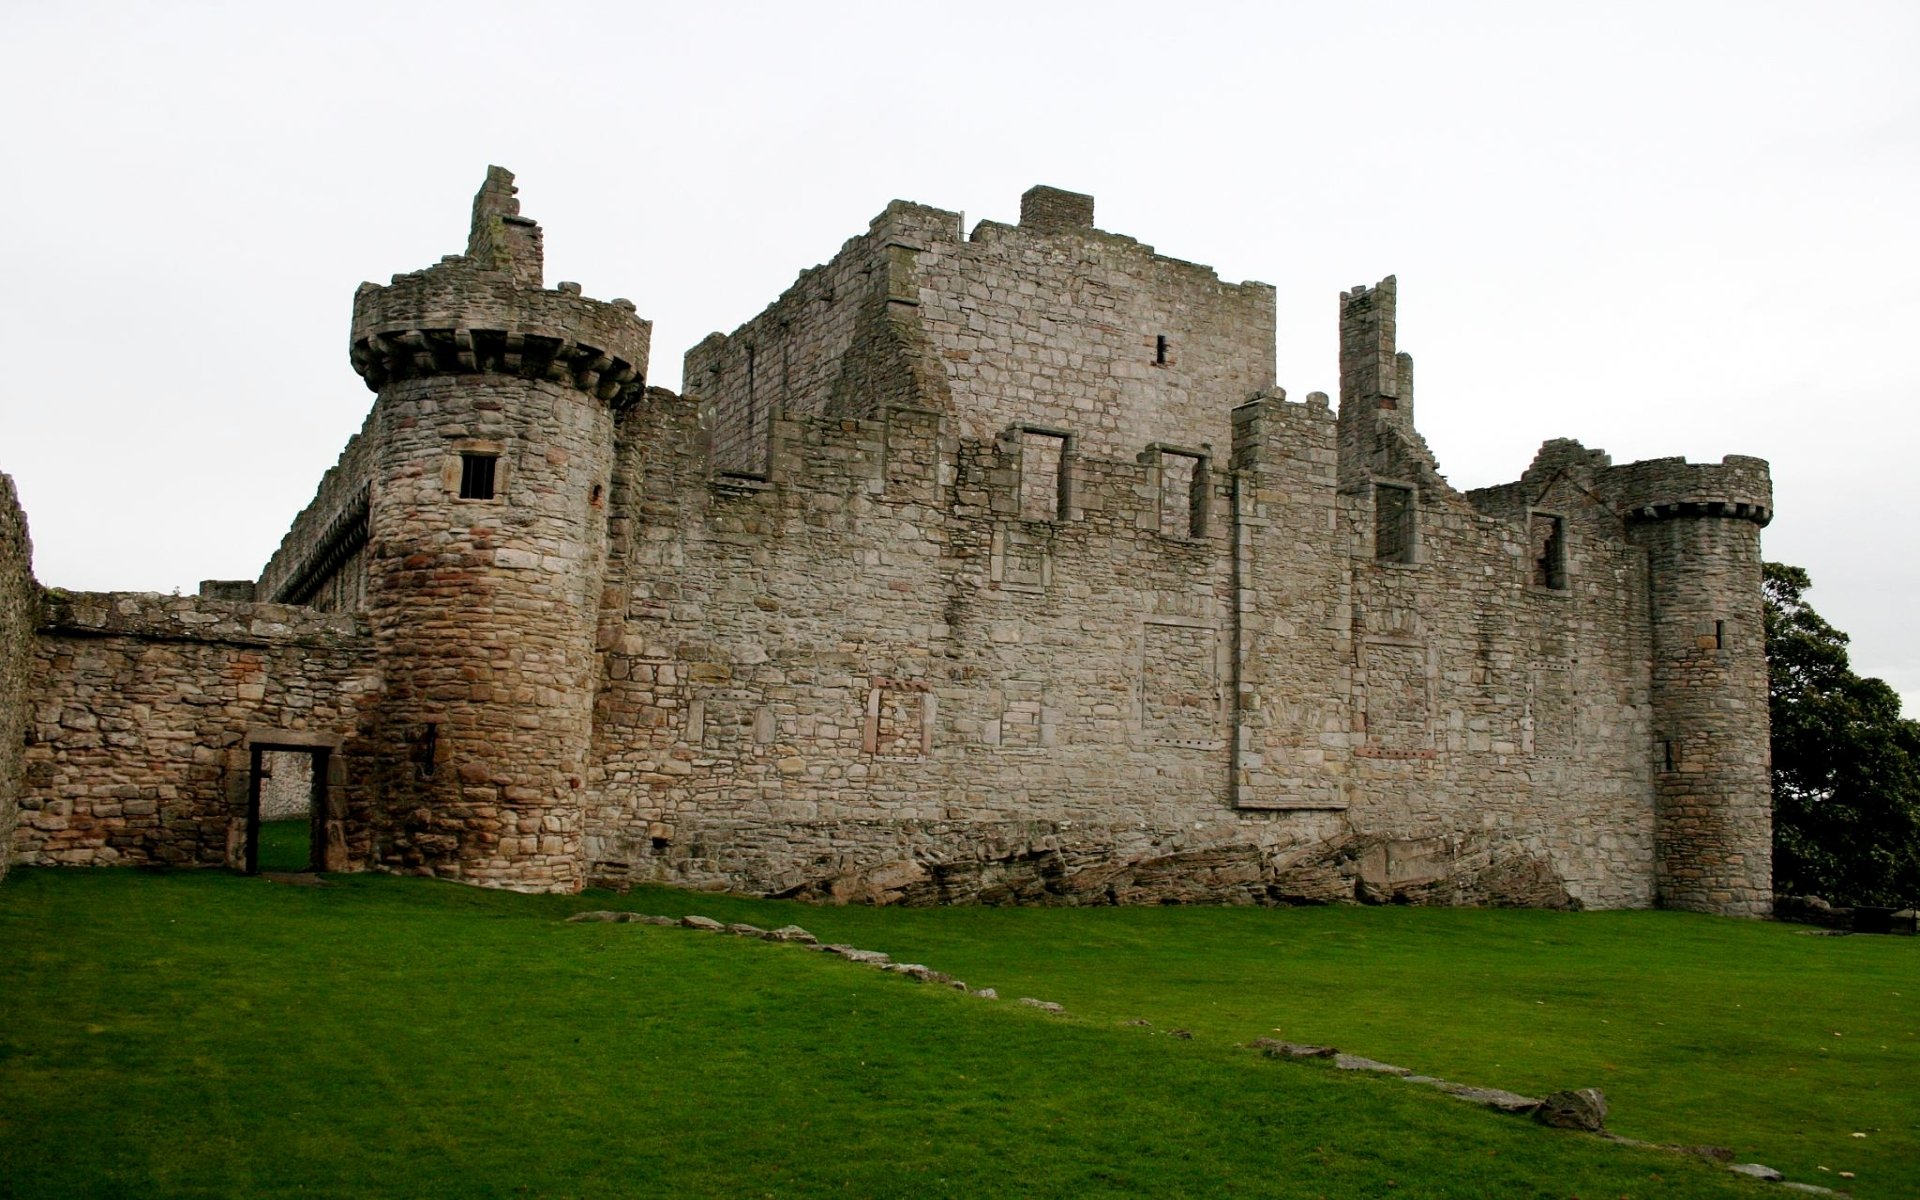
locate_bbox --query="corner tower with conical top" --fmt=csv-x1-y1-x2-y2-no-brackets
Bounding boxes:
350,167,649,892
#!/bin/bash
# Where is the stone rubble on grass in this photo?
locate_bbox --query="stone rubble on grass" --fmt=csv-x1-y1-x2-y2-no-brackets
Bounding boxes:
1429,1081,1543,1115
1333,1054,1411,1076
884,963,949,984
579,911,1846,1199
1252,1037,1337,1059
822,945,892,965
1729,1163,1785,1181
1534,1087,1608,1131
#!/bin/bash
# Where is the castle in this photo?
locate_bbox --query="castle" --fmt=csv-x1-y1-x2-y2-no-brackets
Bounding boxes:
0,169,1775,915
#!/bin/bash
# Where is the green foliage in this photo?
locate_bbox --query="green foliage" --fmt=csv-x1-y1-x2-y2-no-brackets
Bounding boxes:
1764,563,1920,906
4,869,1916,1197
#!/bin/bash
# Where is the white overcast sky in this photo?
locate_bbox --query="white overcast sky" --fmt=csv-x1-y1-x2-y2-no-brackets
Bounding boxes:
2,1,1916,712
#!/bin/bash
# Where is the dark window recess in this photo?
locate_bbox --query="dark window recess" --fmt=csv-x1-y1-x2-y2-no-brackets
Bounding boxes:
1661,739,1675,771
1155,334,1170,365
459,453,497,500
1530,513,1567,589
1714,620,1726,650
411,722,439,778
1374,484,1415,563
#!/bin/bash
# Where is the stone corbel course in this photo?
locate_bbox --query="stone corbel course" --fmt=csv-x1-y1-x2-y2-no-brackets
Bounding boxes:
566,909,1847,1195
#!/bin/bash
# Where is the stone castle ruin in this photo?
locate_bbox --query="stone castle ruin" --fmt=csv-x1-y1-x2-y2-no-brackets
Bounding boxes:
0,169,1774,914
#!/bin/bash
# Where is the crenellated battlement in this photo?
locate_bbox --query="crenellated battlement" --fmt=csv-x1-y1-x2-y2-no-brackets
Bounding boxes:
1601,455,1773,526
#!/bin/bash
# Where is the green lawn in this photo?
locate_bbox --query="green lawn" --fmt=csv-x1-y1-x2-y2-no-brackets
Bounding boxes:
0,868,1910,1198
255,818,311,873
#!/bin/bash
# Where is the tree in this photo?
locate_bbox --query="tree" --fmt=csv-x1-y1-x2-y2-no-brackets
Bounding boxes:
1764,562,1920,907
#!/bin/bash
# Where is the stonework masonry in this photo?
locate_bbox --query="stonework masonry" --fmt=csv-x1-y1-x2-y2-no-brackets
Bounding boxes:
0,473,39,882
3,170,1774,915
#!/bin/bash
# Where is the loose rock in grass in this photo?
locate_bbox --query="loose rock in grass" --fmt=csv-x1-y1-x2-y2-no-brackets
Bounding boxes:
1019,998,1065,1013
1534,1088,1607,1131
971,988,998,1000
1434,1082,1542,1115
1334,1054,1411,1075
823,945,891,965
725,923,767,937
1729,1163,1784,1182
1253,1037,1337,1059
680,915,725,931
763,925,818,944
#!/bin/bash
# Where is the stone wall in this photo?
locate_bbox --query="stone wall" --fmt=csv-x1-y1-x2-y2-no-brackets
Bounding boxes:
687,186,1276,475
0,472,39,880
15,593,376,869
256,407,374,610
339,166,651,893
12,170,1773,914
581,239,1770,912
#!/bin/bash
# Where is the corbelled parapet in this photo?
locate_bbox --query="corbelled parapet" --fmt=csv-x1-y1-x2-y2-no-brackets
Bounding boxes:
349,168,650,407
1602,455,1773,525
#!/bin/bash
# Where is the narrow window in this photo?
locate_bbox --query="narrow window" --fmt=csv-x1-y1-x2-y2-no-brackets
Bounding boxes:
1714,620,1726,650
1019,429,1070,521
458,453,498,500
1154,334,1170,366
1530,513,1567,590
1661,739,1675,771
1374,483,1415,563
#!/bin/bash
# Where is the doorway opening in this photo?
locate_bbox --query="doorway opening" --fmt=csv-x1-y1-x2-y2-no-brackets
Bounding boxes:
245,744,329,875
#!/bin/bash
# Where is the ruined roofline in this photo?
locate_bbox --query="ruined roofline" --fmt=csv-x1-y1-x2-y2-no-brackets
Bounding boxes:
1465,442,1773,528
691,185,1274,356
349,167,651,407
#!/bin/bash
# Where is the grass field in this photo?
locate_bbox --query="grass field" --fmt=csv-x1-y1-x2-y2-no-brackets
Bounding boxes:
254,818,311,873
0,868,1913,1198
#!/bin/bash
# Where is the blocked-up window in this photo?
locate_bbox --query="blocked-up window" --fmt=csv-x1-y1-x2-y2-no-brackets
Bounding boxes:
1019,429,1070,521
1374,483,1415,563
1530,513,1567,589
1154,448,1207,538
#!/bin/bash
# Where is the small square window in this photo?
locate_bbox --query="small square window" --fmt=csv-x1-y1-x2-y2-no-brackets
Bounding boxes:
459,453,498,500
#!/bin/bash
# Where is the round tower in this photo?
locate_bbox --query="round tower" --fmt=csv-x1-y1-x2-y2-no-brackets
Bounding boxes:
350,167,648,892
1609,456,1774,917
